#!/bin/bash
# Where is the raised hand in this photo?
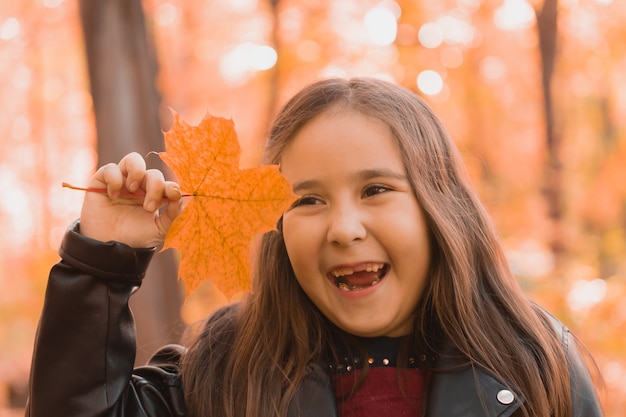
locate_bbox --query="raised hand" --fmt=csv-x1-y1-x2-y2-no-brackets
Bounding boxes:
78,152,183,248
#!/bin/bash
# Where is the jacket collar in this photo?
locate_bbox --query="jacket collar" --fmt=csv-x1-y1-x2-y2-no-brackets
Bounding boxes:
426,354,524,417
321,333,525,417
289,352,525,417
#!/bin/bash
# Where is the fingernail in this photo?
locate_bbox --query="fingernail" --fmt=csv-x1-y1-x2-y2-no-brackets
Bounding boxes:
146,201,156,211
128,181,139,192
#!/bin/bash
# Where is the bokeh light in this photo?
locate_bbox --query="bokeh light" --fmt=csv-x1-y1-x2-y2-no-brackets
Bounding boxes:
493,0,536,31
0,17,20,40
364,5,398,46
416,70,444,95
219,43,277,84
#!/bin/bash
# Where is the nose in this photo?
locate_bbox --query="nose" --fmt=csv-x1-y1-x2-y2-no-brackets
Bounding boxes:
326,205,366,246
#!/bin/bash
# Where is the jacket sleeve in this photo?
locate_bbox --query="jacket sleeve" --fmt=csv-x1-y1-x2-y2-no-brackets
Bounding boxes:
538,307,603,417
557,320,604,417
25,220,186,417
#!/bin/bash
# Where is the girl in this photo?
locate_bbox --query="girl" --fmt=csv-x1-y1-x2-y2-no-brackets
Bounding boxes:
27,77,602,417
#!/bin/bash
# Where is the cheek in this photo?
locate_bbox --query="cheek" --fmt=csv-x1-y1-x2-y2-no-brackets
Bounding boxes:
379,206,431,267
281,217,314,274
282,239,314,296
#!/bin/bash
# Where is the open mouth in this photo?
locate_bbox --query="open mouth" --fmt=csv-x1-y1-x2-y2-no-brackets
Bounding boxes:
329,263,389,291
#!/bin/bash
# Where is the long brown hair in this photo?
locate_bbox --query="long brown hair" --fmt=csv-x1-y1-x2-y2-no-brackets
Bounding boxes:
182,77,574,417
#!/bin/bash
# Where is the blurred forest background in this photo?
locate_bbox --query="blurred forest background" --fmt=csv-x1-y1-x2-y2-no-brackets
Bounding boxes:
1,0,625,415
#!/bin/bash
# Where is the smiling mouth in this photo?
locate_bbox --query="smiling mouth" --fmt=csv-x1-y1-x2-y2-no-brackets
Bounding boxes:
330,263,389,291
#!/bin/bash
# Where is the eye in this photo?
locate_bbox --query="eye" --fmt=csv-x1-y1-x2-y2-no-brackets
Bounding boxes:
290,196,323,208
362,184,392,198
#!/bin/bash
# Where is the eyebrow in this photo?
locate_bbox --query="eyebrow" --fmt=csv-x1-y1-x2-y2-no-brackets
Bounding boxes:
358,168,407,182
292,168,408,194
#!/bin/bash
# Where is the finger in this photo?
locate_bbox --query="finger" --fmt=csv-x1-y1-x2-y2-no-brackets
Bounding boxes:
90,163,124,199
141,168,166,212
161,182,183,223
118,152,147,193
163,181,182,202
155,197,183,239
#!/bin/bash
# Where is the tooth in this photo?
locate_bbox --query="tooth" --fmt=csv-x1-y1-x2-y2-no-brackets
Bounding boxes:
338,282,350,291
370,278,380,286
333,268,355,277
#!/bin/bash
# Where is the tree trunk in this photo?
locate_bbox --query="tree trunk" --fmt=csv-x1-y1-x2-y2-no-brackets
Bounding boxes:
79,0,184,365
267,0,282,123
536,0,564,256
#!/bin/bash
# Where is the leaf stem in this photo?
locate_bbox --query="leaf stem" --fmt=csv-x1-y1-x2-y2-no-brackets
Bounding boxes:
62,182,193,197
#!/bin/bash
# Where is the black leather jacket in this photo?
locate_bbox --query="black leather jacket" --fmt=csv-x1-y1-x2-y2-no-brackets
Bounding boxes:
26,221,603,417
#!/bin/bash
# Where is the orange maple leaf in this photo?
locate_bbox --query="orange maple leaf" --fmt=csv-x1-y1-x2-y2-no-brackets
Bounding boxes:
160,112,296,298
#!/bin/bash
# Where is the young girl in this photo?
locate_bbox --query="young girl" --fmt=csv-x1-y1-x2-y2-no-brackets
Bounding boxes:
27,77,602,417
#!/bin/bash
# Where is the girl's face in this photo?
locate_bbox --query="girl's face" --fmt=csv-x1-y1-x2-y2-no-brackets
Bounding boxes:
280,109,431,338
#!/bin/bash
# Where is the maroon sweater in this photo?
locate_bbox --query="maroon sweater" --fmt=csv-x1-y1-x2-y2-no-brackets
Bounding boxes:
328,336,429,417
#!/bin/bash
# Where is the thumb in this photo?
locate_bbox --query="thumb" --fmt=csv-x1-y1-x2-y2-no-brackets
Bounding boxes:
162,197,183,228
156,181,184,235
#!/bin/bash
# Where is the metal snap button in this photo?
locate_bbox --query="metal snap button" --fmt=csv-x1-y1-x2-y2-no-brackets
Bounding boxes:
497,389,515,405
